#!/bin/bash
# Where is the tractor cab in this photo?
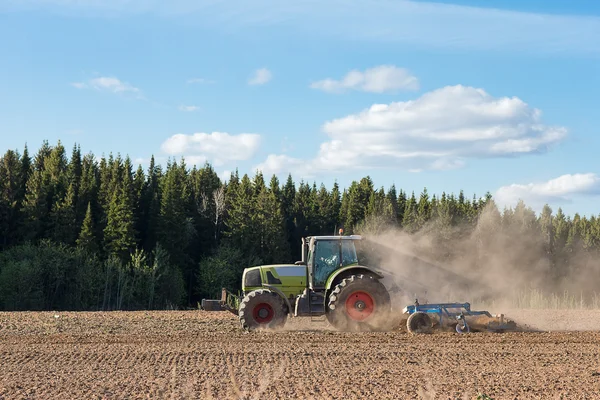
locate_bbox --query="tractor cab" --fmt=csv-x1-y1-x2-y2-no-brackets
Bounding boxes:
299,235,362,289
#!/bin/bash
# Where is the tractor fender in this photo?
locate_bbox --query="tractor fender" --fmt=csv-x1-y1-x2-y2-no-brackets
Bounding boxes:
325,265,385,291
262,284,292,315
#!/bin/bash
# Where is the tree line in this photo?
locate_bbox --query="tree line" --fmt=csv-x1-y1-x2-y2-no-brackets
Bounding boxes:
0,140,597,311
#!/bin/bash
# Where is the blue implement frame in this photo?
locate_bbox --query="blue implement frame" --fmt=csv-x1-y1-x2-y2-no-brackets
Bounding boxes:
403,301,493,334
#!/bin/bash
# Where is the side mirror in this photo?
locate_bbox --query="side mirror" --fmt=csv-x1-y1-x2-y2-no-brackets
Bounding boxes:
295,261,306,266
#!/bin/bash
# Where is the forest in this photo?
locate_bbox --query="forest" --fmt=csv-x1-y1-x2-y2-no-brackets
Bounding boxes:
0,140,598,311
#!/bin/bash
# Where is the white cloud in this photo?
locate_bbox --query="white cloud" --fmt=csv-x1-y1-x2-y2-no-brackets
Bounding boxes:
248,68,272,85
179,105,200,112
254,85,567,177
254,154,313,178
90,77,140,93
183,155,208,166
187,78,215,84
161,131,261,166
14,1,600,56
311,65,419,93
495,173,600,209
71,76,143,98
219,170,232,182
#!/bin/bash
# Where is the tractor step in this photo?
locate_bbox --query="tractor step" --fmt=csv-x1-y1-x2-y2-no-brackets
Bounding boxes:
310,292,326,315
294,290,327,317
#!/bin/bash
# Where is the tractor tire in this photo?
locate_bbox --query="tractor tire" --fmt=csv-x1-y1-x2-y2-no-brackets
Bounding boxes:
406,311,432,334
238,289,288,332
326,274,391,332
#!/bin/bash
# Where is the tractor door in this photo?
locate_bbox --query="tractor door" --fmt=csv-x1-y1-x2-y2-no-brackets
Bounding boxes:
311,240,340,289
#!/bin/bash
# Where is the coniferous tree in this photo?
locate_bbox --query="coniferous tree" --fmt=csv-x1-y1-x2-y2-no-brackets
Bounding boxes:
330,182,341,230
19,144,32,199
386,184,399,225
416,187,431,230
158,159,194,270
77,202,98,253
402,191,418,233
21,152,52,242
254,179,289,263
138,155,162,253
293,181,314,240
103,159,136,260
397,189,407,226
67,144,82,215
0,150,23,248
51,182,77,245
225,173,256,259
77,153,99,227
316,183,333,235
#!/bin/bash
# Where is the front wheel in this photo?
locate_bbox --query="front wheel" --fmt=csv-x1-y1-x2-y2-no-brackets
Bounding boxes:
326,274,391,331
238,289,288,331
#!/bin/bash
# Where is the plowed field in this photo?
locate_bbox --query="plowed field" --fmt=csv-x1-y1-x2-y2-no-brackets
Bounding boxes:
1,310,600,399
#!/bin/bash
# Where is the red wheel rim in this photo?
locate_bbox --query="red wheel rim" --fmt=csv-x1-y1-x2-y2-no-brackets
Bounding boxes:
345,291,375,321
252,303,274,323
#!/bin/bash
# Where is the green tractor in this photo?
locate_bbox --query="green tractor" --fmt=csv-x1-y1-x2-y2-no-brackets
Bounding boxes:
202,233,401,332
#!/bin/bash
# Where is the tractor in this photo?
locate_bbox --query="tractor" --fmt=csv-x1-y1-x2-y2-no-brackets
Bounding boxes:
202,232,402,331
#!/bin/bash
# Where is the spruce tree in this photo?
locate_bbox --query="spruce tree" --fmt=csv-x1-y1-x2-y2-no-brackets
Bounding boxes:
158,159,194,270
293,181,313,239
402,191,418,232
0,150,23,248
77,202,98,253
140,155,162,253
21,154,51,242
281,174,297,255
316,183,333,235
255,180,289,263
330,181,341,231
225,173,256,259
77,153,99,227
67,144,82,212
51,181,77,245
397,189,407,225
103,163,136,260
19,144,32,200
416,187,431,229
386,184,399,225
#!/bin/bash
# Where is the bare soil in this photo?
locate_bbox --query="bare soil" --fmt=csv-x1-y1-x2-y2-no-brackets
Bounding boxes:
1,310,600,399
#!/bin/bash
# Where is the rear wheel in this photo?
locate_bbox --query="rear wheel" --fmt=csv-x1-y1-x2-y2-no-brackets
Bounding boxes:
326,274,391,331
239,289,288,331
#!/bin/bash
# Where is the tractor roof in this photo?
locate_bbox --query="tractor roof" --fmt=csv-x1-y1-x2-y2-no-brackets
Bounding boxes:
307,235,362,240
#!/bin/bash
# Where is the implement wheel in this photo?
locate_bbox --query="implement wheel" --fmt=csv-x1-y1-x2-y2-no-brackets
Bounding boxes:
407,311,432,334
326,274,391,332
239,289,288,331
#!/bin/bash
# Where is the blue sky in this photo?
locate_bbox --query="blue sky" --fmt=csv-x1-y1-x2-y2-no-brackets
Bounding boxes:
1,0,599,217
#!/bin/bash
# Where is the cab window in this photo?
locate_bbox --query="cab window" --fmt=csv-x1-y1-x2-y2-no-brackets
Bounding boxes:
341,241,358,266
313,240,339,287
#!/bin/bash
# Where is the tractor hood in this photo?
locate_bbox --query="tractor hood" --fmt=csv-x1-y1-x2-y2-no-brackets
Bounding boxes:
242,264,308,293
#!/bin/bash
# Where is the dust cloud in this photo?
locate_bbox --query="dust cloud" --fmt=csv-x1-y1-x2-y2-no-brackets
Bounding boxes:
354,203,600,330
